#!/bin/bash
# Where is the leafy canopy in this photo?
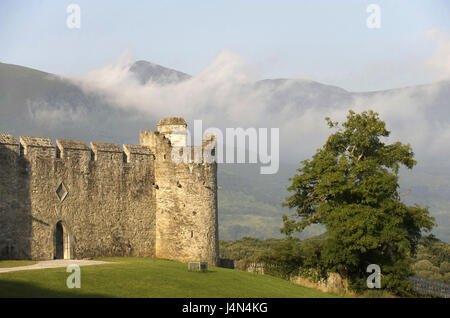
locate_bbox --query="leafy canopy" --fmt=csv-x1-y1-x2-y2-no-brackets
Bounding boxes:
282,110,435,293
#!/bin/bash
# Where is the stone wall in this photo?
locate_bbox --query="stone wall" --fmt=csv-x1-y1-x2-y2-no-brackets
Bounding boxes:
230,258,349,294
0,135,156,260
0,117,218,264
289,273,349,294
0,135,31,259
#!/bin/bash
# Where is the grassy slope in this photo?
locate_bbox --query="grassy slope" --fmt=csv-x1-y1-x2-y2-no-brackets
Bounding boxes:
0,258,338,298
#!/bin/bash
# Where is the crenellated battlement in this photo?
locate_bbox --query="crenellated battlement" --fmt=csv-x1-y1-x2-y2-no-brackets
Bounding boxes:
19,136,55,158
56,139,90,160
1,132,215,166
123,144,153,163
139,128,216,164
90,141,123,162
0,134,18,145
0,134,155,165
0,134,19,155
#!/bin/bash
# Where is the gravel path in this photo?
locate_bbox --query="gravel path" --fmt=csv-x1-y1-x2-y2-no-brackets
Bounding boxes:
0,260,112,273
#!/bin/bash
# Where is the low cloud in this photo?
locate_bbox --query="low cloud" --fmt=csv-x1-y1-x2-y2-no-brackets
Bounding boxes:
70,43,450,168
27,99,88,128
351,83,450,167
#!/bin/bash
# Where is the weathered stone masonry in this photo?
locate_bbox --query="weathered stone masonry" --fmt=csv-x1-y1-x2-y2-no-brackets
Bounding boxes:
0,118,219,265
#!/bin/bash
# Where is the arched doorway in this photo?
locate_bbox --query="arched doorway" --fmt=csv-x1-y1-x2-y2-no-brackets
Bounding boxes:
53,221,71,259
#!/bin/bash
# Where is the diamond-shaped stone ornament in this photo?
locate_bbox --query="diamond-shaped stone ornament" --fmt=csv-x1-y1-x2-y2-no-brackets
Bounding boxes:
56,182,68,202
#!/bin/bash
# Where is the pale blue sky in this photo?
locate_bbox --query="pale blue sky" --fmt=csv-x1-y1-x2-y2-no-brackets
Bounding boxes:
0,0,449,91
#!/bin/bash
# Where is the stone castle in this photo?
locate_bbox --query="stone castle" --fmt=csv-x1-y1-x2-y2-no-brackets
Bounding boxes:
0,117,219,265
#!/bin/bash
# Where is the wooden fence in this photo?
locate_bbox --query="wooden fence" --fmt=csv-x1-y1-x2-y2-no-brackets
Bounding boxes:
407,276,450,298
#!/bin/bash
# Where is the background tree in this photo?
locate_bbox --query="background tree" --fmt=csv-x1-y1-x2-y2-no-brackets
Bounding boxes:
257,237,304,280
282,110,435,294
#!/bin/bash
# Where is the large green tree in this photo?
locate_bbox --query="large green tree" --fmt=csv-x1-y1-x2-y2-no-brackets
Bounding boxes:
282,110,435,294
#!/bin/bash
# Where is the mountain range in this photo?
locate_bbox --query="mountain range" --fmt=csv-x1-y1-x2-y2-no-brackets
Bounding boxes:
0,60,448,242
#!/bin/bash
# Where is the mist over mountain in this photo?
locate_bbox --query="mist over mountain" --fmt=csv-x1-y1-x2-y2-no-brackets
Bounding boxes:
0,62,157,145
0,58,448,242
129,60,191,85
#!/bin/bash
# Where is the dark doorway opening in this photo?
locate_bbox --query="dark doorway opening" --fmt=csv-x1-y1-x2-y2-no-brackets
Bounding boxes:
53,221,70,259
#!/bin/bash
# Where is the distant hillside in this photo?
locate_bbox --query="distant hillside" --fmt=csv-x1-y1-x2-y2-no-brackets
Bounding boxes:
218,163,450,242
129,60,191,85
0,62,155,145
0,61,448,242
218,163,326,240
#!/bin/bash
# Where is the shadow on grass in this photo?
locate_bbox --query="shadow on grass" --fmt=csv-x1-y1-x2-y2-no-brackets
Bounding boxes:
0,279,108,298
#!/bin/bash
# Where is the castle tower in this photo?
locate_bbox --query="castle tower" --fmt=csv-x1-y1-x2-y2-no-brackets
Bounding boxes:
156,117,187,147
140,117,219,266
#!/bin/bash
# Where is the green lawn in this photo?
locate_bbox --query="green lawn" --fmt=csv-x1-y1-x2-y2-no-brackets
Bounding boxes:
0,260,36,268
0,257,339,298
